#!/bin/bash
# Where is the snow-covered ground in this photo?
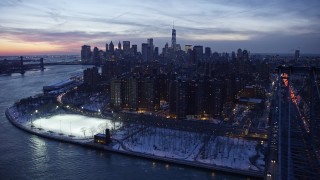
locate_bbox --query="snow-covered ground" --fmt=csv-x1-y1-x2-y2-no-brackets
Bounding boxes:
112,125,265,172
31,114,122,138
197,136,264,171
9,104,265,173
120,127,205,160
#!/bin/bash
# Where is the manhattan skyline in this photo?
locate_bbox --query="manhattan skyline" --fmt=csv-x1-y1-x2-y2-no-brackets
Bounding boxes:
0,0,319,55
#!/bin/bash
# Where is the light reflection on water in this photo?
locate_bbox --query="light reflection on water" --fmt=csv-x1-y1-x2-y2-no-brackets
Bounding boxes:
29,135,49,173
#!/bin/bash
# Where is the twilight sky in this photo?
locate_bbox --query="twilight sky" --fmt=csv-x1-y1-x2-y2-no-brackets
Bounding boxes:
0,0,319,55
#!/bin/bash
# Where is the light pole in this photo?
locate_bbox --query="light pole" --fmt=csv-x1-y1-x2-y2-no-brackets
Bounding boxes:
30,113,34,128
35,110,40,128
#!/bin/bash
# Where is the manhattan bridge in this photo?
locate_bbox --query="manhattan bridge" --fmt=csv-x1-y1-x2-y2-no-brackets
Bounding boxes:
267,66,320,179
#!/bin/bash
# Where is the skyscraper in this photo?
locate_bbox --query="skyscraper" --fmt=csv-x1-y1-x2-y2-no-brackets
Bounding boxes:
105,43,108,52
193,45,203,62
142,43,148,62
81,45,92,63
132,44,137,54
118,41,122,50
171,26,176,51
123,41,130,53
93,47,100,65
154,47,159,59
147,38,154,61
205,47,212,60
243,49,249,61
109,41,114,53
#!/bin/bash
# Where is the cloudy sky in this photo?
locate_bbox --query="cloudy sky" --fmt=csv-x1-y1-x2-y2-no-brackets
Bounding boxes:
0,0,319,55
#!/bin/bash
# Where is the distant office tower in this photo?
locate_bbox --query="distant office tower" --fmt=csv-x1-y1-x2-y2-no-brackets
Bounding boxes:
186,48,195,64
193,45,203,62
171,26,176,51
147,38,154,61
295,50,300,60
123,41,130,53
105,43,109,52
142,43,148,62
93,47,100,65
118,41,122,50
243,49,249,61
81,45,92,63
141,39,154,62
154,47,159,58
231,51,236,61
162,42,170,57
109,41,114,53
185,45,192,52
237,48,243,60
132,44,138,54
205,47,212,59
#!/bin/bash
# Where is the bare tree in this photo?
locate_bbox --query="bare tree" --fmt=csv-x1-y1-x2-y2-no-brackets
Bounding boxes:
98,123,105,133
89,127,97,137
80,127,87,137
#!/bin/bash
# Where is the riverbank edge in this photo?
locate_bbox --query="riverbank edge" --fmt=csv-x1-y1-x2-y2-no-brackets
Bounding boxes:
5,106,263,178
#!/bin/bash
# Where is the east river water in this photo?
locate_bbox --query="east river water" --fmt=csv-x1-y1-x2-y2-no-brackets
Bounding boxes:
0,65,249,180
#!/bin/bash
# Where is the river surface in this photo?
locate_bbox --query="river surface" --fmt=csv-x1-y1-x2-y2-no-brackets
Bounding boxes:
0,65,249,180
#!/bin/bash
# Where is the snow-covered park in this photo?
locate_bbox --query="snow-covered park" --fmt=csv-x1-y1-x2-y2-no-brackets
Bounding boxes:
112,125,266,171
31,114,122,138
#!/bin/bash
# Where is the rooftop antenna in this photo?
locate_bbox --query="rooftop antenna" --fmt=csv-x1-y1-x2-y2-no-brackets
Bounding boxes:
173,21,174,29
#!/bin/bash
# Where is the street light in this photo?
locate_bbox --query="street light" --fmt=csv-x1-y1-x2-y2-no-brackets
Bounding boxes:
267,173,271,178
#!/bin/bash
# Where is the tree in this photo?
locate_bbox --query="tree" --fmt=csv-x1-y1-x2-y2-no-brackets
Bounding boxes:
89,127,97,137
98,123,105,133
80,127,87,137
